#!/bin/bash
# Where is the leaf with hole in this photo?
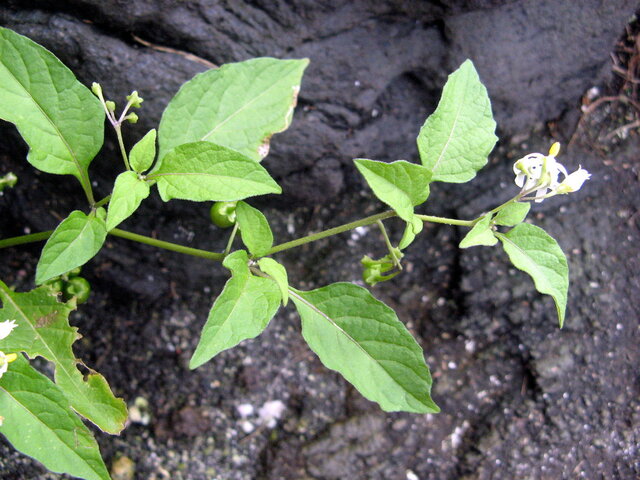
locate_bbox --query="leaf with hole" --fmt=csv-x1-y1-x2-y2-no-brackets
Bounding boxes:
0,282,127,434
0,355,110,480
157,57,308,166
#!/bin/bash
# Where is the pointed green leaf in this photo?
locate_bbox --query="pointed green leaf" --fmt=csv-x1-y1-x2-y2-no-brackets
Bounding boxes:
496,223,569,327
354,159,432,222
0,27,104,181
236,201,274,257
157,57,308,165
106,171,151,231
0,355,110,480
459,214,498,248
257,257,289,306
190,251,281,368
36,211,107,285
290,283,439,413
494,202,530,226
150,142,281,202
417,60,497,183
398,215,424,250
129,129,157,173
0,282,127,433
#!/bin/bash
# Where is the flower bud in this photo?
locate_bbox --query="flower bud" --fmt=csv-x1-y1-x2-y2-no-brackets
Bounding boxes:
91,82,103,97
125,112,139,124
105,100,116,112
126,91,144,108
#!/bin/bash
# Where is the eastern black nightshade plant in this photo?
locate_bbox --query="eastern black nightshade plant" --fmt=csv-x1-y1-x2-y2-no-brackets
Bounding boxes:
0,27,588,479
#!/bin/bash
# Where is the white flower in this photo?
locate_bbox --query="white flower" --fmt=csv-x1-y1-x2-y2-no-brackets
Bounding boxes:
513,142,589,202
556,166,591,193
0,351,17,379
258,400,286,428
0,319,17,340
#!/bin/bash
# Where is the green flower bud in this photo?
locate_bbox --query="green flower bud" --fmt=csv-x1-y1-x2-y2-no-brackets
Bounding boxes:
91,82,103,97
125,112,139,124
126,91,144,108
105,100,116,112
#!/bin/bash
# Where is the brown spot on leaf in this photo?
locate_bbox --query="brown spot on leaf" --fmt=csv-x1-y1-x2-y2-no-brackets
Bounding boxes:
36,311,58,327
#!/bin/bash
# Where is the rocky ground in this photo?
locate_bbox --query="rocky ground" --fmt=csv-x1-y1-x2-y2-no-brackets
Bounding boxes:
0,1,639,479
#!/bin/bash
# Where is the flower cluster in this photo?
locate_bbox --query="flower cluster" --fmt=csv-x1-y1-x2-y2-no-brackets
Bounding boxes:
0,319,18,379
513,142,590,202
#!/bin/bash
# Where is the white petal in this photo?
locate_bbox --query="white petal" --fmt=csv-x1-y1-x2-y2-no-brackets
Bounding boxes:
558,167,591,193
0,352,8,378
0,320,17,340
515,173,526,188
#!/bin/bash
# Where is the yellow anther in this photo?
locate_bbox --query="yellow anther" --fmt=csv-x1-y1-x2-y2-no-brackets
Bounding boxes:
548,142,561,157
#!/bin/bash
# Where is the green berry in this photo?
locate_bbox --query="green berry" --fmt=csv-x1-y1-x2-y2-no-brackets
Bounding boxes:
209,201,237,228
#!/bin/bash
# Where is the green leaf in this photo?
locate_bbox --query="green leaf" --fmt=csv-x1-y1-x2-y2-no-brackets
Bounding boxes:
36,211,107,285
106,171,151,231
236,201,274,257
494,202,530,226
150,142,281,202
496,223,569,327
0,27,104,182
0,282,128,434
398,215,424,250
129,129,157,173
190,251,281,368
354,159,431,222
0,355,110,480
417,60,497,183
157,57,308,165
290,283,439,413
459,214,498,248
257,257,289,306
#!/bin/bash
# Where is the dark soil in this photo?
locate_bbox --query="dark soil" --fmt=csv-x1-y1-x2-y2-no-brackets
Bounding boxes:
1,1,639,479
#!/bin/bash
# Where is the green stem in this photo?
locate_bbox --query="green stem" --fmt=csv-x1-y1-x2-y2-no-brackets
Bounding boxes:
265,210,396,256
0,230,53,249
114,125,131,171
109,229,224,261
79,173,96,206
94,194,111,209
224,223,239,256
0,211,474,261
376,220,401,269
415,214,475,227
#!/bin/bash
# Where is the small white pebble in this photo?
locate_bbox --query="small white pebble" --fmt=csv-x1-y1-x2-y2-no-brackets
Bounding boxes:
258,400,286,428
236,403,254,418
240,420,255,434
448,361,457,369
406,470,419,480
